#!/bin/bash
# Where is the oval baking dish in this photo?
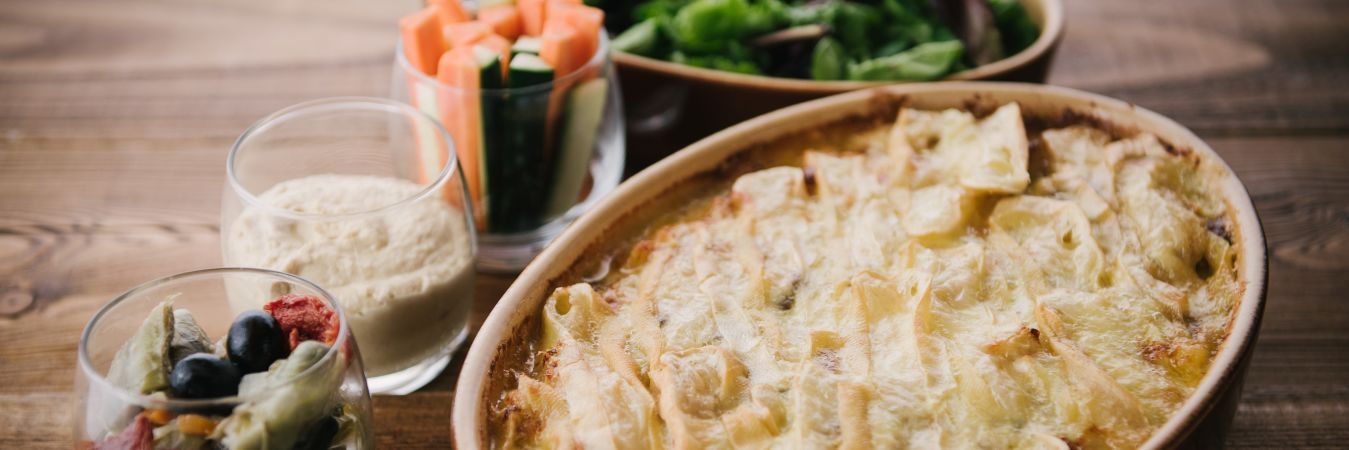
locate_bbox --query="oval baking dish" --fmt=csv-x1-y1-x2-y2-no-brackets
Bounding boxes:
453,82,1267,449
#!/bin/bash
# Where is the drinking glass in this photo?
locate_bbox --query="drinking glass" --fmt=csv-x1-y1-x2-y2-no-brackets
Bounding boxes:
392,31,625,272
222,98,476,394
73,268,373,449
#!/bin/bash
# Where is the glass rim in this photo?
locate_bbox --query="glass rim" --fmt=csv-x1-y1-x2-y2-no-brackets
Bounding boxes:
225,96,463,221
77,267,352,408
394,31,611,96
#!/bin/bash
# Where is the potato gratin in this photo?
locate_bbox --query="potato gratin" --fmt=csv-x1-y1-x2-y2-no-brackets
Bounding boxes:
493,103,1243,449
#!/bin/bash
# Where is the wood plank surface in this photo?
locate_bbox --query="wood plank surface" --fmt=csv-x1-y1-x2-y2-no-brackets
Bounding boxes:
2,0,1347,448
1049,0,1349,135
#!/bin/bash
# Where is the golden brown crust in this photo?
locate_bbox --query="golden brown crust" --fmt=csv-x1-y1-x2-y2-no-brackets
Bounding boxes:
485,99,1241,450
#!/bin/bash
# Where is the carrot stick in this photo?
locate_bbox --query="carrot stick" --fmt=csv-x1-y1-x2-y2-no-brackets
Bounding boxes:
437,48,487,229
539,20,585,79
544,0,582,22
546,2,603,63
478,5,523,41
399,7,445,75
427,0,470,26
517,0,548,36
443,21,491,49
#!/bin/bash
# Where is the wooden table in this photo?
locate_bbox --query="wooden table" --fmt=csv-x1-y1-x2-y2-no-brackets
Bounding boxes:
2,0,1346,447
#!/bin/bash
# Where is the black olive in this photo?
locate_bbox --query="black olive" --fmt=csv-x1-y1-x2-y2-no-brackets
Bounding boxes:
227,310,288,374
292,414,340,450
169,354,241,399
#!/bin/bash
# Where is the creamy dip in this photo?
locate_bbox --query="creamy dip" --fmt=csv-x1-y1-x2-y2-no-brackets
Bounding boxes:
224,174,474,377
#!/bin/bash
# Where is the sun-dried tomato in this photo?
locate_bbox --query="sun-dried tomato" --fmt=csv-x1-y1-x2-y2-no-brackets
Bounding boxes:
264,294,339,350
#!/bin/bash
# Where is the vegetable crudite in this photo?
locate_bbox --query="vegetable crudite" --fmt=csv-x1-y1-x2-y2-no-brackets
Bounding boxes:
451,83,1268,449
398,0,614,234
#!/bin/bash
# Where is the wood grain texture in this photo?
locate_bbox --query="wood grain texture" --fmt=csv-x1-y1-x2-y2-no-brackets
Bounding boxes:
1,0,1347,448
1050,0,1349,135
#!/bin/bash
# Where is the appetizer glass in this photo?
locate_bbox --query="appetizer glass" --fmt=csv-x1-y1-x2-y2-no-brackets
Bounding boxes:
74,268,373,449
222,98,477,394
392,32,625,273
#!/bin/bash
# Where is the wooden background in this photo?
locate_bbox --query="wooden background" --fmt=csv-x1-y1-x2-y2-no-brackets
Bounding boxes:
1,0,1346,447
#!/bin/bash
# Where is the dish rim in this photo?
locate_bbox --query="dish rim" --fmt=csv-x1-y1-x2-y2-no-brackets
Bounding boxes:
452,81,1269,449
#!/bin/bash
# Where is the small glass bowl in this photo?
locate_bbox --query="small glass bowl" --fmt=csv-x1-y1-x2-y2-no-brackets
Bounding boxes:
222,98,477,394
73,268,373,449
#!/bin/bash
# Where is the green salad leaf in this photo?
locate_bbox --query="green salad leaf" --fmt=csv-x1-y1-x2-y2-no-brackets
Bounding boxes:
810,37,846,80
847,40,964,81
989,0,1040,53
613,18,662,56
671,51,763,74
670,0,777,53
634,0,690,21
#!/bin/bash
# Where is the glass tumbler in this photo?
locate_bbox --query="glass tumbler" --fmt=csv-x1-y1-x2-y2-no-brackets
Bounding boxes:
392,31,625,273
73,268,373,449
222,98,476,394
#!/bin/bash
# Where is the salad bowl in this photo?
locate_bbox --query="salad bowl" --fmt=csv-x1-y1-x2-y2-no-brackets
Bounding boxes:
619,0,1065,168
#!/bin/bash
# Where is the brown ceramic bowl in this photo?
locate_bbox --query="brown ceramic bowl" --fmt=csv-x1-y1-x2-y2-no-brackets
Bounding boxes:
619,0,1066,171
453,82,1268,449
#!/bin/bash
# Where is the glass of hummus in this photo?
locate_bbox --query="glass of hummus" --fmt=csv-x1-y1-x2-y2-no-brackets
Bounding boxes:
222,98,477,394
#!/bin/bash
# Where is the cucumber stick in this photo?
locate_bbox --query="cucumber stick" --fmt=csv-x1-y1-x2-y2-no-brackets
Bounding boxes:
472,46,502,225
411,82,444,185
545,78,608,217
511,36,543,56
506,53,553,87
473,46,502,89
486,54,554,232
